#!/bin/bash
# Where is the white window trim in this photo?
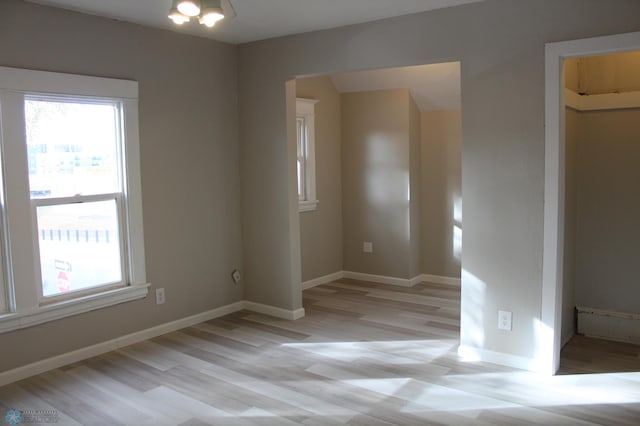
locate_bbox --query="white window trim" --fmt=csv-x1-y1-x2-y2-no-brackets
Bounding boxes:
296,98,319,212
0,284,149,333
0,66,148,333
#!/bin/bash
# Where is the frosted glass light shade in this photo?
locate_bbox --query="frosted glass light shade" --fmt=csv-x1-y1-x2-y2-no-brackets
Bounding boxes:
177,0,201,17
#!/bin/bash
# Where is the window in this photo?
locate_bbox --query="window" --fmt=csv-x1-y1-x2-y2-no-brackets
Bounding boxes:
0,66,148,333
296,98,318,212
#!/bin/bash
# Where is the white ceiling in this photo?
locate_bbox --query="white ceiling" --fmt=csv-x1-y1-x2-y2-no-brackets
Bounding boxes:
26,0,483,45
330,62,461,112
27,0,466,109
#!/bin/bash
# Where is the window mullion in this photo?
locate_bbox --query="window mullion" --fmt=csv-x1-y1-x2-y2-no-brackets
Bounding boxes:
0,91,40,312
31,193,121,208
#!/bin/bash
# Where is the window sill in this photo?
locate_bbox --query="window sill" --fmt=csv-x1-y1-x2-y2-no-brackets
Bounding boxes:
0,283,150,334
299,200,319,212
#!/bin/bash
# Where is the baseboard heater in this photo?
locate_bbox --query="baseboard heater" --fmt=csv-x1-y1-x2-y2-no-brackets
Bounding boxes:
576,306,640,345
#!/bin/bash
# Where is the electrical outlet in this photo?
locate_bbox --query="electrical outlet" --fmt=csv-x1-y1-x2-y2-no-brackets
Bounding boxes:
498,310,512,331
231,269,241,284
363,241,373,253
156,288,165,305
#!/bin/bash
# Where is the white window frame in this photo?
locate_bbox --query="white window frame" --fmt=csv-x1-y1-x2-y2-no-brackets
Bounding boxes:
296,98,319,212
0,66,148,333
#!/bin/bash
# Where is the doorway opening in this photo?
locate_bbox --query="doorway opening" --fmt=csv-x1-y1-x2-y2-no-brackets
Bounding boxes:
560,50,640,373
290,62,463,343
543,31,640,375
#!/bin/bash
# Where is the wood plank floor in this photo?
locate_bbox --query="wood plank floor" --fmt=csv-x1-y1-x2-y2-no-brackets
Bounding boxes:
1,279,639,425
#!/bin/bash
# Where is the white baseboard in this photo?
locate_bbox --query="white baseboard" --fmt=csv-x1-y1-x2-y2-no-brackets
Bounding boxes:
577,306,640,345
0,299,305,387
457,345,545,373
300,271,462,289
244,301,305,320
340,271,461,288
418,274,461,287
301,271,344,290
342,271,415,287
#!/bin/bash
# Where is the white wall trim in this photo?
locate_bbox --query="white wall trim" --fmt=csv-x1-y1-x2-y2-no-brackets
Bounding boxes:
576,306,640,321
342,271,414,287
0,299,305,387
576,306,640,345
0,66,138,99
243,301,305,320
298,199,319,212
301,271,344,290
458,345,544,373
564,88,640,111
301,271,461,289
417,274,461,287
0,284,150,334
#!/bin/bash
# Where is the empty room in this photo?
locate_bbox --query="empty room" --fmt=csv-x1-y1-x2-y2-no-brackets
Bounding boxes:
0,0,640,424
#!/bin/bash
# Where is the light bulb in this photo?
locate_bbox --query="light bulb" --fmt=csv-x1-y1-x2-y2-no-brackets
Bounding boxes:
177,0,201,17
199,11,224,27
168,10,190,25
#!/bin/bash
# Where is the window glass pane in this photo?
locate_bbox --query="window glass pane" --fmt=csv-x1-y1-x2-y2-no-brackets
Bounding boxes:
297,117,306,200
297,159,303,199
37,200,123,297
25,99,120,198
297,117,304,157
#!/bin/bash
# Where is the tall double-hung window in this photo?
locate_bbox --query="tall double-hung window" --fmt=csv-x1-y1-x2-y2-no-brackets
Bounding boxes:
0,67,147,332
296,98,318,212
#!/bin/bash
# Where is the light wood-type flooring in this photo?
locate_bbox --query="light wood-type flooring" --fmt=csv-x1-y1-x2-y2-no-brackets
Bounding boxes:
1,279,639,425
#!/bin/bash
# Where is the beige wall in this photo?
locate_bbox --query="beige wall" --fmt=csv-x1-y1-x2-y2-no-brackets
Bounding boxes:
297,79,457,284
0,0,243,372
421,111,462,279
341,89,417,279
574,108,640,313
570,52,640,95
238,0,640,361
296,82,458,283
296,76,343,282
409,97,422,279
565,58,581,93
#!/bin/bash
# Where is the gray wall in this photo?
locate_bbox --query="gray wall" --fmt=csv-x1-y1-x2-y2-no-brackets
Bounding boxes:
574,109,640,313
2,0,638,373
421,110,462,279
562,107,580,343
0,0,243,372
341,89,416,279
409,97,422,279
296,76,343,282
238,0,640,360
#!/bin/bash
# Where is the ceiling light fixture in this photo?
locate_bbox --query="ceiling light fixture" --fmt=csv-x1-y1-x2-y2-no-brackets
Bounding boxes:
177,0,200,17
169,0,225,28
